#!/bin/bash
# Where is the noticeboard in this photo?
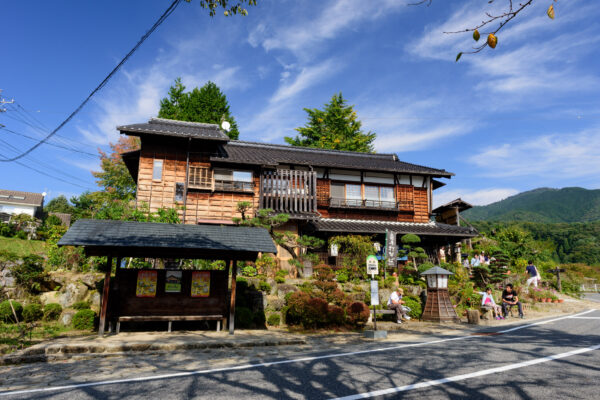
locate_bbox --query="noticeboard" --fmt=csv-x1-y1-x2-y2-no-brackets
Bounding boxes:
366,255,379,276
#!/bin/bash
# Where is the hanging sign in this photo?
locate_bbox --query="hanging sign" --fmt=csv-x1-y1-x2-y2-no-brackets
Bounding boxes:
191,271,211,297
386,230,397,267
370,280,379,306
373,242,381,253
366,255,379,276
330,243,339,257
165,270,182,293
136,270,157,297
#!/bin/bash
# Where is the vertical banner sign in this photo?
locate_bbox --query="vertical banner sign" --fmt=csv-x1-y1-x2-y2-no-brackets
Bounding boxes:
136,270,157,297
370,280,379,306
165,270,182,293
330,243,339,257
387,230,397,267
191,271,211,297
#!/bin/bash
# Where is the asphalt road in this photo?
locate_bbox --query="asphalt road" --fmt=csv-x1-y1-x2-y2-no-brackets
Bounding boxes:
3,309,600,400
583,292,600,303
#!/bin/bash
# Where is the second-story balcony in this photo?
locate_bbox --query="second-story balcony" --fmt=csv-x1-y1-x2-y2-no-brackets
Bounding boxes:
329,197,399,210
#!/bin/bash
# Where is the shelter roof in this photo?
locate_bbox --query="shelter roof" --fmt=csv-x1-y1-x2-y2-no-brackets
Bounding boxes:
432,198,474,214
421,266,454,276
212,141,453,177
117,118,230,142
58,219,277,258
0,189,44,207
310,218,478,237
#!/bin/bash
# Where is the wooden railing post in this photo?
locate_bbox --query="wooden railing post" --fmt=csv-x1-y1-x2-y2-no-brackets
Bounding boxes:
98,255,112,336
228,260,237,335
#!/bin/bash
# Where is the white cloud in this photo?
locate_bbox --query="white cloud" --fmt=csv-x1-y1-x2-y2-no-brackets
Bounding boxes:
434,188,519,208
360,98,477,152
468,127,600,179
250,0,405,58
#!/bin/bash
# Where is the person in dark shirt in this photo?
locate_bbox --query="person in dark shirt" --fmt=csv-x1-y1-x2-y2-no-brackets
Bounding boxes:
525,260,541,288
502,283,524,318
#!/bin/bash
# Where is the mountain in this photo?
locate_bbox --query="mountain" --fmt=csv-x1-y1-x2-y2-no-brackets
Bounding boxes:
462,187,600,223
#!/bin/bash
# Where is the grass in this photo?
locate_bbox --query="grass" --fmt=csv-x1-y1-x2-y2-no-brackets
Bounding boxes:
0,236,46,258
0,321,85,355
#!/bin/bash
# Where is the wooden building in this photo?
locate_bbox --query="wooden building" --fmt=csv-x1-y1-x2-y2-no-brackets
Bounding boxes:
118,118,477,266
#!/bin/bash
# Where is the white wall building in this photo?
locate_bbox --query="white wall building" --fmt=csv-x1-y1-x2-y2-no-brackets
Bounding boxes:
0,189,45,221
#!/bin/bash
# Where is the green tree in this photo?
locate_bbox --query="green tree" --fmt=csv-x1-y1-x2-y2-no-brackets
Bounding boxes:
286,93,376,153
158,79,239,139
92,136,140,200
45,195,74,214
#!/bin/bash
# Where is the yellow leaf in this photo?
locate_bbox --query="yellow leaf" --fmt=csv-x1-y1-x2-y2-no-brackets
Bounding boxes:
487,33,498,49
547,4,555,19
473,30,480,41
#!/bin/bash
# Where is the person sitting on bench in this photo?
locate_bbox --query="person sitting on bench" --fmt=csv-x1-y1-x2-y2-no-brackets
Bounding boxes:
388,287,410,324
501,283,524,319
477,287,503,320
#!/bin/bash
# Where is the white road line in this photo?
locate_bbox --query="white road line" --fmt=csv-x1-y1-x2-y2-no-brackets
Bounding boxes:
0,309,595,397
330,344,600,400
498,309,596,333
568,317,600,319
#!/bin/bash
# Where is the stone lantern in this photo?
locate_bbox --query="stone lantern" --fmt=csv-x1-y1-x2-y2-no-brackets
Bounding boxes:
421,266,460,323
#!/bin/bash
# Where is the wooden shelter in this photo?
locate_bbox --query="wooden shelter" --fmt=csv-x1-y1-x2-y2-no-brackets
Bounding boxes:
58,219,277,336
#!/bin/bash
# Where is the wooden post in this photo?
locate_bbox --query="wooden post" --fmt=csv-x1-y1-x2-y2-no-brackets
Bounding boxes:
98,255,112,336
228,260,237,335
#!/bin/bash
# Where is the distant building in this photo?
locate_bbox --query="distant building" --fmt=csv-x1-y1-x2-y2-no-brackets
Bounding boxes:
49,212,72,227
0,189,45,220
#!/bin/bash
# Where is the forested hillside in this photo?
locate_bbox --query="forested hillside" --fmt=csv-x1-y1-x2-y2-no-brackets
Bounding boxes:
473,220,600,266
463,187,600,223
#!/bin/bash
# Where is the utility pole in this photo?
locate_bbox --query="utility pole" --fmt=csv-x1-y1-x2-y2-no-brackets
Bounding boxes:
0,89,14,112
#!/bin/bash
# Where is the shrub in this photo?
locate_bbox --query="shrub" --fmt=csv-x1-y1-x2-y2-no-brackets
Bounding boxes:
267,313,281,326
346,301,370,327
255,254,277,275
72,309,96,330
336,270,349,284
241,265,258,277
16,230,28,240
327,305,345,326
22,303,43,322
328,288,347,306
43,303,62,321
275,276,285,284
253,310,266,328
403,296,422,319
275,270,287,284
303,297,329,328
0,300,23,323
234,307,253,329
285,291,311,325
10,255,47,293
384,276,397,288
72,301,91,310
258,281,272,293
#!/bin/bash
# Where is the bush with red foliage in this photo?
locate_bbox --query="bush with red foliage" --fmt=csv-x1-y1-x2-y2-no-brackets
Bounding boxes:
346,301,370,326
303,297,329,328
285,291,311,325
327,305,346,326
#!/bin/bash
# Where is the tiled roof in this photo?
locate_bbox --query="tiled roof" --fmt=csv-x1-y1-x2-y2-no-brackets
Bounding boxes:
0,190,44,206
49,212,72,227
117,118,230,141
310,218,478,237
432,198,473,214
58,219,277,254
212,141,453,177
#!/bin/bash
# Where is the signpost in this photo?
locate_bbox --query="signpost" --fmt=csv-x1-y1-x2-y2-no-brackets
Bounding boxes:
548,268,566,292
366,255,379,330
386,230,397,269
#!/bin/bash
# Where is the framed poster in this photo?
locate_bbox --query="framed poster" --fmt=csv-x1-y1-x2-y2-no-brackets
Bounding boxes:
165,270,182,293
191,271,210,297
136,270,157,297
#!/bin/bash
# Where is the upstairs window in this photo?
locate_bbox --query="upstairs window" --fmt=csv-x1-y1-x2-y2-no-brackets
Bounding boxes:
214,169,253,191
188,166,212,189
330,182,395,208
153,159,163,180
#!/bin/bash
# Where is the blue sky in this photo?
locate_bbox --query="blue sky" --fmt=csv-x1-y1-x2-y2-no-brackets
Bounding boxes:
1,0,599,207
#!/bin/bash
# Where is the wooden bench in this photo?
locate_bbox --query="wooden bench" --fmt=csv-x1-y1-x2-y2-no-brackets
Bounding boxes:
116,315,227,334
368,309,396,323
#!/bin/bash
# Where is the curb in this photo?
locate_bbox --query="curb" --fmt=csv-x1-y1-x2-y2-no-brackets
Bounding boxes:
0,337,306,366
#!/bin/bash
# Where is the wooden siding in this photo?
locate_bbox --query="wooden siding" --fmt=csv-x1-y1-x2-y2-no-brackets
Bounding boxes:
136,143,259,225
135,142,430,224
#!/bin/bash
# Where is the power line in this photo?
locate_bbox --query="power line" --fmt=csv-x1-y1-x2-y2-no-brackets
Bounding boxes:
0,126,98,157
0,0,181,162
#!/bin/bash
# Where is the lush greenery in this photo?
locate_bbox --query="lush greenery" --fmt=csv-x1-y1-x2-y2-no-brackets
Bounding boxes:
22,304,43,322
473,221,600,266
159,78,239,139
10,255,47,293
285,93,376,153
43,303,62,321
72,309,96,331
0,237,45,258
463,187,600,223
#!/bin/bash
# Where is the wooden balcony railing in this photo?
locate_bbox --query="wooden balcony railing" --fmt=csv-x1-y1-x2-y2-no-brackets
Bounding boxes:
260,169,317,215
329,197,398,210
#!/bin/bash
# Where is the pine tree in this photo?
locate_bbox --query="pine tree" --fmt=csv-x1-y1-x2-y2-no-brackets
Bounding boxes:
158,79,239,139
286,93,375,153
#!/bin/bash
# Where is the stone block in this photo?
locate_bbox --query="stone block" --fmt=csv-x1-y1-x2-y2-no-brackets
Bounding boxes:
61,311,76,326
467,309,480,325
40,291,60,306
58,283,89,308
